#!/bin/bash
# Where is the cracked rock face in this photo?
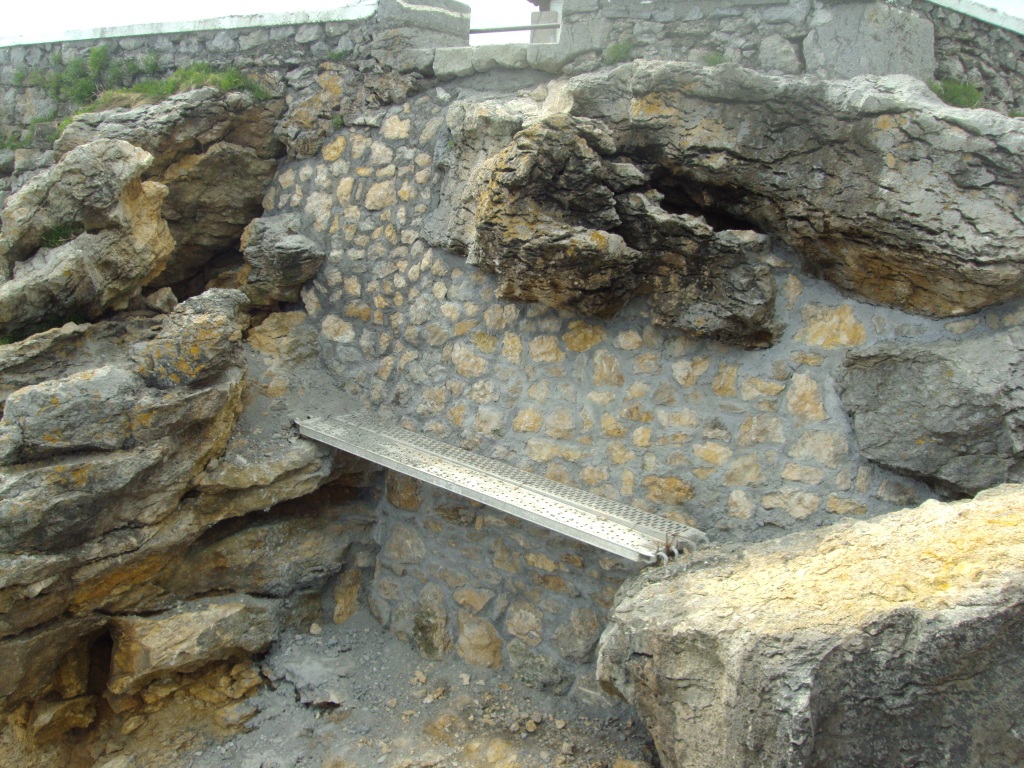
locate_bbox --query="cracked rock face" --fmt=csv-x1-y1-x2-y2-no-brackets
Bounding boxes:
837,328,1024,496
0,138,174,338
431,62,1024,335
433,108,778,346
597,486,1024,768
56,88,283,289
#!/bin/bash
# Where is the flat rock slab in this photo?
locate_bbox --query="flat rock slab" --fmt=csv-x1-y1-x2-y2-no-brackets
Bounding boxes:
597,485,1024,768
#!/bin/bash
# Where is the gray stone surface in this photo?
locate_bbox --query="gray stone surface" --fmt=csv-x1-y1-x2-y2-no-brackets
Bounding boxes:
837,328,1024,496
108,595,283,694
804,2,935,81
598,486,1024,768
240,215,326,306
561,61,1024,317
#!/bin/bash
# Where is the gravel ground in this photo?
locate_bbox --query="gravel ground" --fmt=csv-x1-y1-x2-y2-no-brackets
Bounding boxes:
183,607,658,768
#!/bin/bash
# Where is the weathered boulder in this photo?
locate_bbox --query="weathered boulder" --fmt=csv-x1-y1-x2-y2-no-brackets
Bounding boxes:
597,486,1024,768
0,138,157,269
435,62,1024,321
55,88,281,174
55,89,284,287
155,142,277,286
239,214,327,306
107,595,282,695
836,328,1024,496
129,288,249,388
434,110,778,346
0,139,174,338
558,62,1024,317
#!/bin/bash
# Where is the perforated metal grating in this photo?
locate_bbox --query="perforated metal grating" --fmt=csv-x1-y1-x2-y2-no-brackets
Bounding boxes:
297,413,707,564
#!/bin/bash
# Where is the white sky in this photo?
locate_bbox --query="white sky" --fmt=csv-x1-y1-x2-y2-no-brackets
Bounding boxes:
2,1,540,44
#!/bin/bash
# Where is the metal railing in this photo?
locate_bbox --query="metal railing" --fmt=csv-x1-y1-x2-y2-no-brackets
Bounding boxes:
468,23,561,34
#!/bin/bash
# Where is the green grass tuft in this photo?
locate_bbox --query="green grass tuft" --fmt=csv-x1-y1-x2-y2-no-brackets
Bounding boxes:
603,38,636,65
39,223,83,249
704,52,726,66
928,78,983,109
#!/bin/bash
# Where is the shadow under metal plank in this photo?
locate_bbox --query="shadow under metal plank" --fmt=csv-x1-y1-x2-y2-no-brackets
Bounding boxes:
296,412,707,564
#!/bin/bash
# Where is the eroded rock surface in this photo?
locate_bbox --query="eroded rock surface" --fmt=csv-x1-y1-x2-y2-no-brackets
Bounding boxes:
837,328,1024,496
0,139,174,338
433,62,1024,329
433,104,778,346
55,88,283,288
597,486,1024,768
239,214,327,306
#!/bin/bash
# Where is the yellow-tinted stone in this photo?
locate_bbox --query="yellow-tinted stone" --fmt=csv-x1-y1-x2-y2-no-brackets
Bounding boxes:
740,377,786,400
332,570,361,624
456,612,503,668
322,135,348,162
525,553,558,572
364,179,397,210
453,587,494,613
512,408,544,433
609,444,636,465
782,463,825,485
789,431,849,468
544,409,575,439
786,372,827,422
451,343,487,378
671,358,710,387
795,304,867,349
762,489,821,519
724,455,764,486
563,321,606,352
694,443,733,466
502,333,522,363
712,364,738,396
385,473,419,514
737,415,784,445
322,315,356,343
601,414,627,438
827,494,869,516
593,349,624,386
529,336,564,363
727,489,755,519
642,476,695,505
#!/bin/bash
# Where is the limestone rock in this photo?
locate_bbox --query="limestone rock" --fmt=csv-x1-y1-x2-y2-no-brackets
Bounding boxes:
0,138,157,269
240,215,326,306
108,595,282,694
1,365,143,461
536,60,1024,319
155,142,276,286
413,583,453,660
456,612,503,669
435,112,778,346
597,486,1024,768
0,616,106,704
163,500,375,599
130,289,249,389
56,88,281,174
837,328,1024,496
507,639,570,694
55,89,284,287
0,139,174,337
29,696,97,743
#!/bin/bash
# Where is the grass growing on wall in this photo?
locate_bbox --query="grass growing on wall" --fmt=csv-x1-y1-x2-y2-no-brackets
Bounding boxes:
928,78,983,108
12,45,271,144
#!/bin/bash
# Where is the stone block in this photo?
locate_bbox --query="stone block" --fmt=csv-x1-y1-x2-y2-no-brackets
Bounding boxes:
108,595,281,695
599,486,1024,768
379,0,471,40
804,3,935,81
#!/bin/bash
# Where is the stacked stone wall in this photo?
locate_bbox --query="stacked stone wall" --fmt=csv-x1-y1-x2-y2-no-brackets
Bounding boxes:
261,78,1024,681
369,471,629,689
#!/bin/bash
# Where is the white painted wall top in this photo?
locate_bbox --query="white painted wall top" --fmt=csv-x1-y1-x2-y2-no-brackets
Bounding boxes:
0,0,378,47
925,0,1024,35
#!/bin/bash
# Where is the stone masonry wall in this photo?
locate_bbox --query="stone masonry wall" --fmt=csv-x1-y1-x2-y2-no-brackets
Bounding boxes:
369,471,631,690
265,74,1024,677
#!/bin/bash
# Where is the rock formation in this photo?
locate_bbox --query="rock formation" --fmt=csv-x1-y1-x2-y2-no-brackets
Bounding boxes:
56,88,283,289
431,62,1024,335
837,328,1024,496
597,485,1024,768
0,139,174,338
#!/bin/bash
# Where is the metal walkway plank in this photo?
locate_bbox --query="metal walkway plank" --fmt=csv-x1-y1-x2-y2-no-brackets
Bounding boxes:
297,413,707,564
